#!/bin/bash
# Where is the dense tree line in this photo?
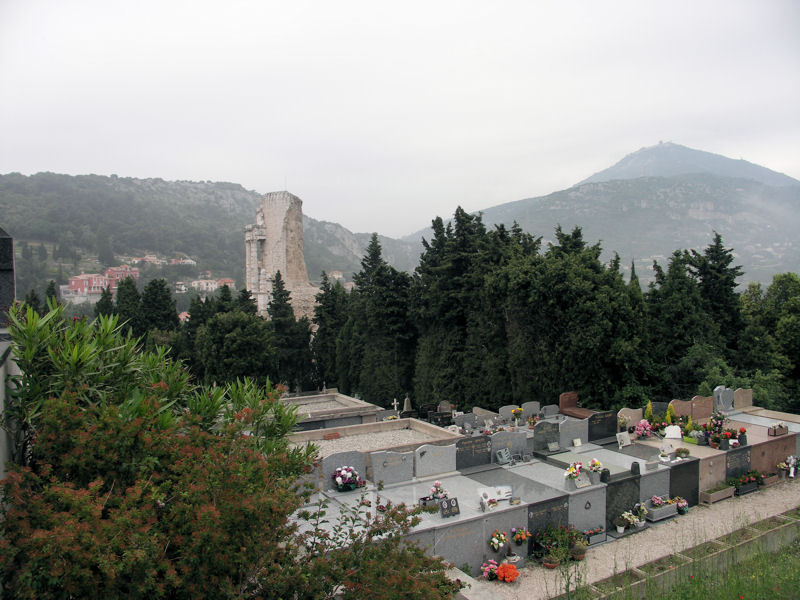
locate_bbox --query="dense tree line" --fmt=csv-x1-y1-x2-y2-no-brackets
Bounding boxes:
74,210,800,413
314,212,800,413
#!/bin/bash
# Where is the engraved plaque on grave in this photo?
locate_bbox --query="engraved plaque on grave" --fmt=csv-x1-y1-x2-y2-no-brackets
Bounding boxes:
455,436,492,470
528,497,569,534
588,410,617,442
725,446,752,479
440,497,460,518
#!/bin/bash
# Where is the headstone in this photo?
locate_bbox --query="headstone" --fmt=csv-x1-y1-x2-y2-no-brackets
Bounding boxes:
617,407,643,430
528,497,569,535
588,411,617,442
725,445,751,479
713,386,734,412
669,398,693,418
650,401,670,416
734,388,753,409
370,450,414,485
453,412,478,428
429,411,454,427
542,404,559,417
418,403,438,421
533,420,561,453
437,400,454,413
605,475,640,532
559,391,579,410
455,436,492,470
521,401,541,421
559,418,589,449
498,405,520,422
490,431,527,460
690,395,714,420
616,431,632,448
664,425,682,439
322,451,366,491
669,456,699,506
414,443,457,478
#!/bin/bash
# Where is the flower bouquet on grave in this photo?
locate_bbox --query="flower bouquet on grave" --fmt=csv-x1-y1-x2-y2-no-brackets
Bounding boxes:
527,415,539,429
332,466,365,492
512,407,524,423
495,562,519,582
650,495,664,507
512,527,531,546
488,529,509,552
481,559,499,580
564,461,582,479
634,419,652,438
737,426,748,446
632,503,647,527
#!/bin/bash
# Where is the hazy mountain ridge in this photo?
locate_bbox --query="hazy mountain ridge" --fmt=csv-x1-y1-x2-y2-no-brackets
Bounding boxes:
579,142,800,188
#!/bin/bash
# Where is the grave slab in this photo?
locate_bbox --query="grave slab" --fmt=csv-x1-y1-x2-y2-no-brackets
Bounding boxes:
455,436,492,470
533,420,563,455
588,410,618,444
490,431,527,462
559,416,589,449
321,450,367,491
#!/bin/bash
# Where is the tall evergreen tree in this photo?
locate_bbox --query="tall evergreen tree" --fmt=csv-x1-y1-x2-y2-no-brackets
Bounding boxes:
687,232,743,354
115,276,143,336
216,285,233,313
312,273,348,388
141,278,179,332
235,288,258,315
37,243,47,261
44,280,59,304
268,272,314,391
94,286,114,319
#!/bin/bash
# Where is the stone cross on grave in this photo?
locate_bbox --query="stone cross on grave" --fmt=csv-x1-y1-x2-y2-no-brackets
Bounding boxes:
392,398,399,411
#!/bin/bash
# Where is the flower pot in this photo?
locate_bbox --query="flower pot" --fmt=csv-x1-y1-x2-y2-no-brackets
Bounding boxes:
419,497,439,509
738,434,747,446
677,506,688,515
735,481,758,496
709,441,719,449
589,471,600,485
635,520,645,529
779,469,787,481
565,478,577,491
719,438,730,451
699,486,735,505
542,559,560,569
336,482,358,492
616,525,625,534
646,501,678,522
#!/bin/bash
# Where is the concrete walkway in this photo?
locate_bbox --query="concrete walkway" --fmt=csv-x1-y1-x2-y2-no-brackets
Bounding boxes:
452,479,800,599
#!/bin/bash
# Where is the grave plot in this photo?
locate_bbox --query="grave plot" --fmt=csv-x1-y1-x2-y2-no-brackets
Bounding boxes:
577,447,670,502
287,391,384,431
532,420,567,457
511,461,606,536
603,472,641,535
725,419,798,475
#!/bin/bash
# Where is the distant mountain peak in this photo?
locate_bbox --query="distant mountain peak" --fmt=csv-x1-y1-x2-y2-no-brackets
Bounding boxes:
578,142,800,188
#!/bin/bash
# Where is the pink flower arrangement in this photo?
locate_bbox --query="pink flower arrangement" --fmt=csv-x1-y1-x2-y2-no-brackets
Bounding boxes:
634,419,652,437
650,495,664,507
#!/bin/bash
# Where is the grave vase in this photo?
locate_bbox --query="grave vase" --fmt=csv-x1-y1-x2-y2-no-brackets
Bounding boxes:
738,434,748,446
589,471,600,485
565,478,577,491
615,525,625,534
719,438,730,451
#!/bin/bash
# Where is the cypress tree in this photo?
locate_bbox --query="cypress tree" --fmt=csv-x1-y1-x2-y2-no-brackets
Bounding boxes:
141,278,178,332
115,277,143,336
94,286,114,318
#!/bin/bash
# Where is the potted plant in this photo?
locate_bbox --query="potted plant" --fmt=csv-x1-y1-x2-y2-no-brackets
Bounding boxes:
563,461,582,489
331,466,365,492
527,415,539,429
674,496,689,515
570,541,587,561
495,563,519,582
675,447,690,459
481,559,499,580
777,461,788,480
729,472,759,496
634,419,653,438
737,427,748,446
419,479,448,508
588,458,603,484
709,433,721,449
614,515,629,534
583,526,605,545
645,495,677,521
488,529,509,553
541,554,561,569
632,504,648,527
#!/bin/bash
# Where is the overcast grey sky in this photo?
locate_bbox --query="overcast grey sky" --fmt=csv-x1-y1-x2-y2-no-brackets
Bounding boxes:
1,1,798,237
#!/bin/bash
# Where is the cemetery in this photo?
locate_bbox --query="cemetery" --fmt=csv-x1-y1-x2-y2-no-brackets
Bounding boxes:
290,387,800,598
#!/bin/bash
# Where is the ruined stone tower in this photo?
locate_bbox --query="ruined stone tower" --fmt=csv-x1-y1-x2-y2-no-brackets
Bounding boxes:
244,191,318,319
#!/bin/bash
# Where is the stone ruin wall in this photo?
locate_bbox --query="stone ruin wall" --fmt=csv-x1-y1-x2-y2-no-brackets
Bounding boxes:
245,191,318,320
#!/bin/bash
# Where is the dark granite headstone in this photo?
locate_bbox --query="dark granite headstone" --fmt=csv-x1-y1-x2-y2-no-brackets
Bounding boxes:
726,446,752,479
455,436,492,470
418,403,438,421
605,474,641,532
429,411,453,427
650,401,670,416
669,456,699,507
588,410,617,442
533,421,560,453
528,496,569,535
399,410,418,419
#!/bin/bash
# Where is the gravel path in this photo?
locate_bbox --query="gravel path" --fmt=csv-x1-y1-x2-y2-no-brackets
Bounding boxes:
457,481,800,600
